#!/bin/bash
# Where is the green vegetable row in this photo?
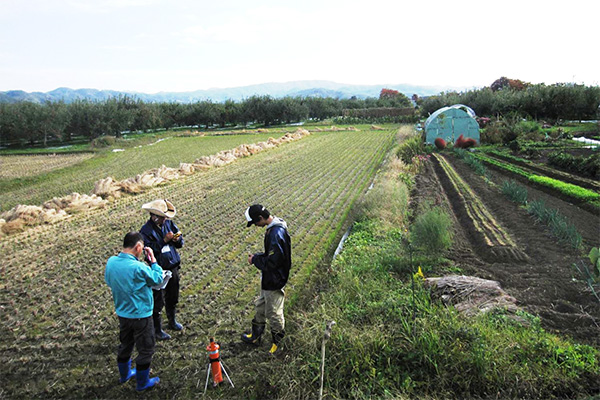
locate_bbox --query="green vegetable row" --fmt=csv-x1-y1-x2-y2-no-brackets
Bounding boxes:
474,153,600,204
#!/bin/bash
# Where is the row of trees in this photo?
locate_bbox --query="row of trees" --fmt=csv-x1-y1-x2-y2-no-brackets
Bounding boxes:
0,91,411,147
419,82,600,121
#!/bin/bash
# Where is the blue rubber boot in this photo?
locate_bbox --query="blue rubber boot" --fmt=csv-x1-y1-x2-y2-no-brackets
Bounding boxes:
136,368,160,391
117,360,136,383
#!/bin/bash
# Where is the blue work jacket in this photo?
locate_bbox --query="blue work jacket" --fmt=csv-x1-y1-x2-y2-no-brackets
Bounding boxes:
105,252,163,319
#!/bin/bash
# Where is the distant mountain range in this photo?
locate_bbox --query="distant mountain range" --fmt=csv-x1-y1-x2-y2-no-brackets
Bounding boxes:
0,80,472,104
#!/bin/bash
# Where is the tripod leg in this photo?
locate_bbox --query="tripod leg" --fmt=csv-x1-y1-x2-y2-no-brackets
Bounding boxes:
203,363,211,395
220,361,235,388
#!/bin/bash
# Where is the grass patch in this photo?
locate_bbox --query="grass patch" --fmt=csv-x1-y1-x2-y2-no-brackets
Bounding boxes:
410,206,454,255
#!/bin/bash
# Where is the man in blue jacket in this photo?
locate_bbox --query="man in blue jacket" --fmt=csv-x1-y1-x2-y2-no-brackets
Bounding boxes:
241,204,291,355
140,199,184,340
105,231,163,391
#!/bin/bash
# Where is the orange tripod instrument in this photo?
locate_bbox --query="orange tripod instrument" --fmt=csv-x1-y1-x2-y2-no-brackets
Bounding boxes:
203,337,234,395
207,338,223,386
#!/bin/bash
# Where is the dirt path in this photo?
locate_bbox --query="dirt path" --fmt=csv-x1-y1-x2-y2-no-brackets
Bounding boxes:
416,155,600,345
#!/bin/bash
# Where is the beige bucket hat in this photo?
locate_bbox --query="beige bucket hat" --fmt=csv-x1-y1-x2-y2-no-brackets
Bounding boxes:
142,199,176,218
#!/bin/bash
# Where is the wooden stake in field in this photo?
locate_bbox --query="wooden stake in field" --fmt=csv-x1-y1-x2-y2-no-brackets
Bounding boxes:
319,320,336,400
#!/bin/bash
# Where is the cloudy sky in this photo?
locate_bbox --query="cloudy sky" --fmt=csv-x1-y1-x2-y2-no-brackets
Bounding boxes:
0,0,597,93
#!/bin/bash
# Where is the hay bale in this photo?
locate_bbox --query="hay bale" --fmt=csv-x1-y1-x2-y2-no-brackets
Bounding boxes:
119,176,146,194
43,193,107,213
0,204,69,234
93,177,122,199
247,144,262,155
425,275,518,316
2,219,25,234
38,208,69,223
194,155,212,165
178,163,195,175
2,204,44,223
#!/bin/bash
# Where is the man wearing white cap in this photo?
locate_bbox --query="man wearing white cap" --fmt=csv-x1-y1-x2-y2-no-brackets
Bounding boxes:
241,204,291,355
140,199,184,340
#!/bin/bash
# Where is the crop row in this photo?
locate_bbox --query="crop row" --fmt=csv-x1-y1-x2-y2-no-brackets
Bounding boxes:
0,128,396,398
482,150,600,192
432,153,528,262
474,153,600,209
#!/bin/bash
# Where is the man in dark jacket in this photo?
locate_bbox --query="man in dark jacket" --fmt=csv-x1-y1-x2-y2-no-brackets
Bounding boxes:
241,204,291,354
140,199,184,340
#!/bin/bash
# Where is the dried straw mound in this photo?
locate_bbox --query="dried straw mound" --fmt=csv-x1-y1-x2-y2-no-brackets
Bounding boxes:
178,163,195,175
424,275,519,316
0,219,5,237
119,165,181,193
43,193,108,213
93,177,122,199
371,125,385,130
1,204,69,234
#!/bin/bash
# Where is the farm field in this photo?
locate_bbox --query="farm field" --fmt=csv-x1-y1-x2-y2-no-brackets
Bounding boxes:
417,150,600,344
0,126,396,398
0,131,281,211
2,123,600,399
0,153,95,179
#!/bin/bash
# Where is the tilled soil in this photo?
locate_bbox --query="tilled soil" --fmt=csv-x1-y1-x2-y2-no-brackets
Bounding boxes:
415,155,600,345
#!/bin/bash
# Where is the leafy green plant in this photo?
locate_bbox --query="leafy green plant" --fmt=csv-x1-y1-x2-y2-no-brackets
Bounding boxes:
474,153,600,207
590,247,600,277
501,179,528,205
549,152,600,179
526,200,582,248
529,175,600,203
397,134,425,164
453,148,468,159
463,154,488,177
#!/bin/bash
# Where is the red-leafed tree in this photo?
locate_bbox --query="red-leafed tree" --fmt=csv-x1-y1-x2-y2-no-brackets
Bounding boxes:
491,77,530,92
380,88,401,99
378,88,411,107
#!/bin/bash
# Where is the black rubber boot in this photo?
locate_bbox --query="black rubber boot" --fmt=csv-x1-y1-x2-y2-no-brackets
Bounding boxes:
154,313,171,340
272,330,285,345
269,330,285,355
166,308,183,331
240,319,265,345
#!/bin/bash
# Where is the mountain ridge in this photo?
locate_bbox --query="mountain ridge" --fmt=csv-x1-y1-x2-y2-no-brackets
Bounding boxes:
0,80,473,104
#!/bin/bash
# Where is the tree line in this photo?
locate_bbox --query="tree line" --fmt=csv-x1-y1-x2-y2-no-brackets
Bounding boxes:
418,82,600,122
0,93,411,147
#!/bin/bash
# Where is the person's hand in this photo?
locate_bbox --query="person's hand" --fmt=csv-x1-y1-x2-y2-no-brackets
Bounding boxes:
164,232,174,242
248,254,254,265
144,247,157,264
